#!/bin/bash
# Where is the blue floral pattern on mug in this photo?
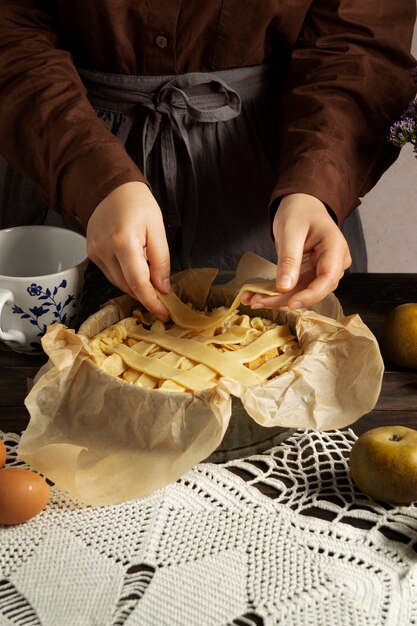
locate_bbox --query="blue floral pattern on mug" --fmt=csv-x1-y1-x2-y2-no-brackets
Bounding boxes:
12,279,77,351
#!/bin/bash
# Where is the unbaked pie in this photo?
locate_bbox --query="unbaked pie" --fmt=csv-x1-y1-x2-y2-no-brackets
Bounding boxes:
89,283,301,392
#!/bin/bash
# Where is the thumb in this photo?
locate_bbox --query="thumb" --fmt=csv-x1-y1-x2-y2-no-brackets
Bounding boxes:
274,235,305,292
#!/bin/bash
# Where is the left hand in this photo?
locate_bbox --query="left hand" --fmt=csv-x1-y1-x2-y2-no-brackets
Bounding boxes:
242,193,352,310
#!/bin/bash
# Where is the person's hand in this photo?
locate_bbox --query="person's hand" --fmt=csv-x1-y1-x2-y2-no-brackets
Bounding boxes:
86,181,171,320
242,193,352,310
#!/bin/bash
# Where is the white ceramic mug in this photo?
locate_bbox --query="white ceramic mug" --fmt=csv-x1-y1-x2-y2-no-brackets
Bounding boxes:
0,225,88,354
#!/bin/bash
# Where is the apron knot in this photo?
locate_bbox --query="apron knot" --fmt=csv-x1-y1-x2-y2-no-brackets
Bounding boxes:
153,74,241,122
79,67,250,267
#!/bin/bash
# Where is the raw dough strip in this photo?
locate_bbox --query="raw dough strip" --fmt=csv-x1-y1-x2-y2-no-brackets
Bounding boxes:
157,281,279,331
192,326,257,346
253,352,296,379
226,326,295,364
127,327,263,386
134,350,187,389
106,344,217,392
165,325,192,338
130,340,157,356
159,363,218,393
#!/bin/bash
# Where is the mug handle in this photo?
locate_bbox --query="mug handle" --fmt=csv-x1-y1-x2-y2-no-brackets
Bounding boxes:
0,288,26,345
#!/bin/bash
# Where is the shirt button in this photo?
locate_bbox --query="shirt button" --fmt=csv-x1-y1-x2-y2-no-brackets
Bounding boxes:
155,35,168,49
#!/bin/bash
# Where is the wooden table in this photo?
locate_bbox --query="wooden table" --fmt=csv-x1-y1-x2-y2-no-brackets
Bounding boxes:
1,273,417,435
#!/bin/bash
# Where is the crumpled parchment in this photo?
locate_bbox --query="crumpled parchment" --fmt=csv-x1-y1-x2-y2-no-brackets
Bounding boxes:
18,253,383,505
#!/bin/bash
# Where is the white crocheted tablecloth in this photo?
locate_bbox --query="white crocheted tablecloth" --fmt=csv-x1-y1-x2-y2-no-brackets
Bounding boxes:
1,428,417,626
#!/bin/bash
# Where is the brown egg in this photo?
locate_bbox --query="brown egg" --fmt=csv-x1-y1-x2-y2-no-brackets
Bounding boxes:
0,468,50,525
0,440,6,469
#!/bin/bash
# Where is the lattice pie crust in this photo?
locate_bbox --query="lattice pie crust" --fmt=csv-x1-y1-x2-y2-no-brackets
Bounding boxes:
89,286,301,393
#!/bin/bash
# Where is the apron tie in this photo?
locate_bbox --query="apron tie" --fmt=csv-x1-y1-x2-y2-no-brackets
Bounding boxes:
80,70,242,266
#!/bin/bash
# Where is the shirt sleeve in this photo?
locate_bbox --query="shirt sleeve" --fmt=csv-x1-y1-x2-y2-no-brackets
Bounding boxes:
0,0,147,229
272,0,417,223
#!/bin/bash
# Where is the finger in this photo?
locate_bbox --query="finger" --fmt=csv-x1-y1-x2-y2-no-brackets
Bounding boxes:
240,290,257,306
343,249,353,271
287,248,346,309
274,228,306,293
89,253,137,300
146,225,172,294
87,240,135,297
249,248,347,311
248,269,316,309
116,243,170,320
287,279,334,310
309,245,351,275
240,253,314,308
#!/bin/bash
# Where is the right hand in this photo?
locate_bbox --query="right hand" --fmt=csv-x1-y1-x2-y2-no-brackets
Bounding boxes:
241,193,351,310
86,181,171,320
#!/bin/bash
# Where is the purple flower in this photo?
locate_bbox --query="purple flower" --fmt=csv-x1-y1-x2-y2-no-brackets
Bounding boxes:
27,283,42,296
388,65,417,153
388,117,417,148
402,99,417,121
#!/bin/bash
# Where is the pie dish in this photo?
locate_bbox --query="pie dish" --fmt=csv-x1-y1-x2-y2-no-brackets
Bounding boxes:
18,256,384,505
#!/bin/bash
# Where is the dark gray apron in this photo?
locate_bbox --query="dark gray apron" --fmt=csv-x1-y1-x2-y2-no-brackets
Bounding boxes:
0,64,367,272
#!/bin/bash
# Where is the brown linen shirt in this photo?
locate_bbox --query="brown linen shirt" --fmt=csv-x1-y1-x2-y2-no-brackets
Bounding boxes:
0,0,415,229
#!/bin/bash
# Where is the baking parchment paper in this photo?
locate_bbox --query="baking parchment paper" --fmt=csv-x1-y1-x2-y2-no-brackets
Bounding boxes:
18,253,383,505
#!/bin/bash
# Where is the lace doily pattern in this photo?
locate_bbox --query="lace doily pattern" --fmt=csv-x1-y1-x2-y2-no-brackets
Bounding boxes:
1,429,417,626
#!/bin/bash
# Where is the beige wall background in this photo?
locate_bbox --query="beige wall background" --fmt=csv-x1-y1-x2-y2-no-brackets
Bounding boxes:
359,24,417,272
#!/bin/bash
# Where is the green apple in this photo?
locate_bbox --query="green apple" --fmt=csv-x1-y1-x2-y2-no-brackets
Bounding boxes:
382,303,417,369
349,425,417,504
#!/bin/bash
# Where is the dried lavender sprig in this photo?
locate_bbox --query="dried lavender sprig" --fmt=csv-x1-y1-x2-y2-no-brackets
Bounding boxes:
396,68,417,122
400,98,417,121
388,66,417,151
388,117,417,148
